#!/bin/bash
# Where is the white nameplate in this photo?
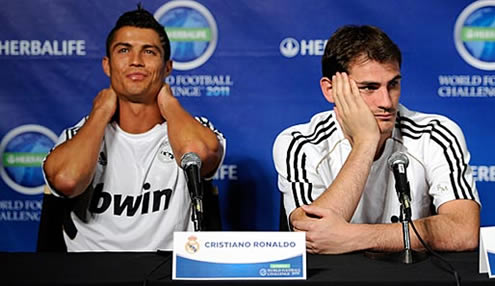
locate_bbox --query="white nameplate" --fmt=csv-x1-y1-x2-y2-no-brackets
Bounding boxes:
173,231,306,280
480,226,495,278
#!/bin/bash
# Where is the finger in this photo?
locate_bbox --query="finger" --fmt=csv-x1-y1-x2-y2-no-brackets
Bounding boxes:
334,73,348,114
332,75,342,110
339,72,355,111
97,88,112,101
305,230,315,244
299,205,324,219
333,105,342,124
333,108,348,139
349,77,361,100
301,204,329,218
158,83,166,94
291,219,312,232
291,220,307,232
341,72,353,102
307,240,322,254
334,73,344,109
306,242,315,254
164,83,175,97
350,79,375,119
348,78,367,110
106,87,117,99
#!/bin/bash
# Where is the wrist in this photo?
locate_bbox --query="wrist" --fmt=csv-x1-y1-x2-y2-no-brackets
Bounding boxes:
158,94,179,118
351,140,379,157
349,223,376,251
353,133,380,146
90,107,114,123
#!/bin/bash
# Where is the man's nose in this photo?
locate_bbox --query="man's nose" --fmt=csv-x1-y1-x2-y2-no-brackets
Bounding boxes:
376,87,393,109
130,51,144,66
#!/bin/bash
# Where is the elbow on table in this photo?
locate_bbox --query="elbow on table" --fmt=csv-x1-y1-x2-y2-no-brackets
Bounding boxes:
454,228,479,251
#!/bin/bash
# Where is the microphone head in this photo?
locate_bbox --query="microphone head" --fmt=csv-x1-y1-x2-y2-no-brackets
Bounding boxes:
387,151,409,169
180,152,202,169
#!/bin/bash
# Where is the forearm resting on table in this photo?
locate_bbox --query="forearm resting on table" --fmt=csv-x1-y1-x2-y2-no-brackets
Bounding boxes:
291,142,376,223
341,200,479,253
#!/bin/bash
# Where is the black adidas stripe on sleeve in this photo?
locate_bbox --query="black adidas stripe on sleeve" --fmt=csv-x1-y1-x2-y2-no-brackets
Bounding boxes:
397,116,474,200
285,113,336,208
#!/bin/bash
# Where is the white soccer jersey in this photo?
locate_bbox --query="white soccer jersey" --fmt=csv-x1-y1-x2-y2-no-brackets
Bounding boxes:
44,116,225,251
273,104,480,225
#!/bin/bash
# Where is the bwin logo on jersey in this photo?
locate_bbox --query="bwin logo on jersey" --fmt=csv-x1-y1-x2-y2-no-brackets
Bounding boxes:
0,125,57,195
155,1,218,71
89,183,173,216
455,0,495,70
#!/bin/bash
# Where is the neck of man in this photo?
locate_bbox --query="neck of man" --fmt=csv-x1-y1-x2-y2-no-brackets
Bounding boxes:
117,99,165,134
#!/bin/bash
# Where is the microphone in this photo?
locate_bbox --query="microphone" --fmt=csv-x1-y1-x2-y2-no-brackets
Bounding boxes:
387,151,412,219
180,152,203,231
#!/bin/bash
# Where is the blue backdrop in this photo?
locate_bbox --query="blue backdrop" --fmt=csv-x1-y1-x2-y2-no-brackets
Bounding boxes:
1,0,494,251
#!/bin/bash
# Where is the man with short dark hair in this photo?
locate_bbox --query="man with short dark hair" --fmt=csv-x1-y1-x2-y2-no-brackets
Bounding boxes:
43,6,225,251
273,25,480,254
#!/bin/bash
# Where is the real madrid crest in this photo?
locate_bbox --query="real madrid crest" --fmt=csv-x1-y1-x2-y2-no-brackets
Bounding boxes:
157,141,175,163
185,235,200,254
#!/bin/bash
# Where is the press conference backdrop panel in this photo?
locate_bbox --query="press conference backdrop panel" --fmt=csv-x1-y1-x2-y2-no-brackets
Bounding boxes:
1,0,494,251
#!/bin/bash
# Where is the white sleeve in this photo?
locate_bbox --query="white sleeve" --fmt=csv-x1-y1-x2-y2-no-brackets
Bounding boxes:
424,118,480,211
41,117,88,197
273,131,327,225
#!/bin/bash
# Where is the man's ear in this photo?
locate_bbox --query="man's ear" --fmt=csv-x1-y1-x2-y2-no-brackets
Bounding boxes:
163,60,173,78
320,77,334,103
102,57,111,77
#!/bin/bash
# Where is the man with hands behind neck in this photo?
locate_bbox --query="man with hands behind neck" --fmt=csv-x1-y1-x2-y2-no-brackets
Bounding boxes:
43,6,225,251
273,25,480,254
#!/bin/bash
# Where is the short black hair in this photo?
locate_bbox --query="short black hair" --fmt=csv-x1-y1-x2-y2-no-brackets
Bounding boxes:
105,4,171,61
321,25,401,78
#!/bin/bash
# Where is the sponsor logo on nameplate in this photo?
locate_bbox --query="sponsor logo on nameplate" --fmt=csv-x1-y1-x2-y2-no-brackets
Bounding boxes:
479,226,495,278
173,231,306,280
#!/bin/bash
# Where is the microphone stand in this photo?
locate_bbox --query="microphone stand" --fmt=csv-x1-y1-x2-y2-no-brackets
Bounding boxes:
366,152,428,263
191,195,203,232
399,201,413,264
365,193,427,264
180,152,204,232
392,194,427,264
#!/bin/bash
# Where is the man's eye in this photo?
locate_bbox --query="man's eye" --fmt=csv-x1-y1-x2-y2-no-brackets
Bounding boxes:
359,86,377,91
389,81,400,88
118,48,129,53
144,50,157,55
